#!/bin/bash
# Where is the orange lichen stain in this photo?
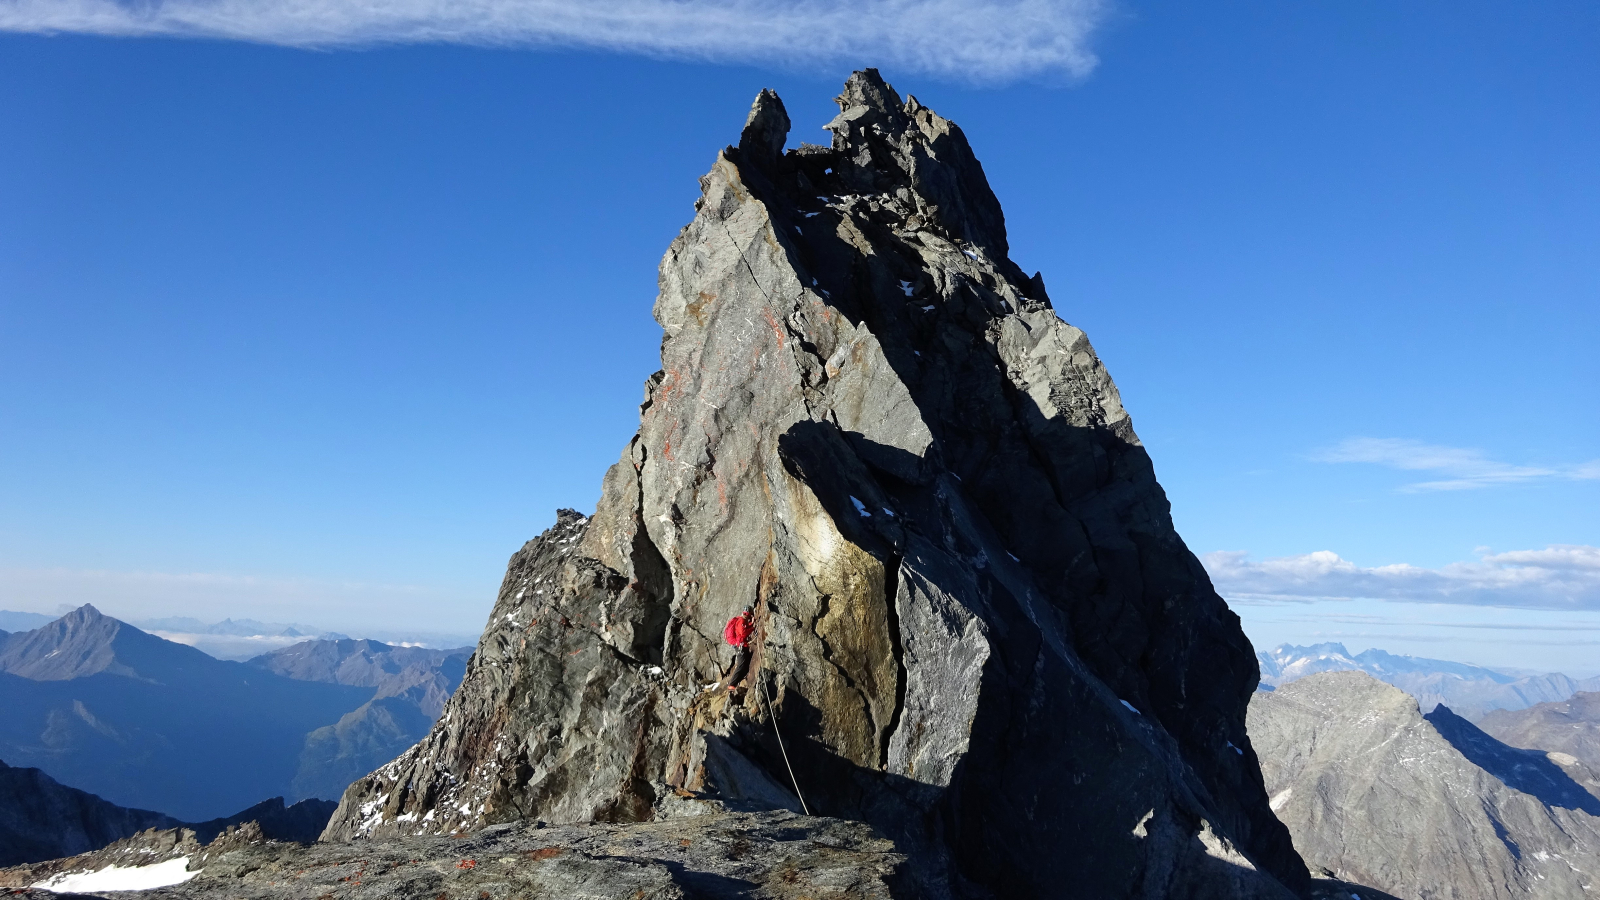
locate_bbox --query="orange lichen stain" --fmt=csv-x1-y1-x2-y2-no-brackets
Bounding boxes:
761,308,787,348
456,859,477,869
656,367,684,404
527,847,564,860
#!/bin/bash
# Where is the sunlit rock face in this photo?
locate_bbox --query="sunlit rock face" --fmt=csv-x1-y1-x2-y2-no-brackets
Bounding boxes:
325,70,1308,900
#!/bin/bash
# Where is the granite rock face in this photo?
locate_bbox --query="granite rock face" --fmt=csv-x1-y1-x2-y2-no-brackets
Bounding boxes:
1249,670,1600,899
325,70,1306,899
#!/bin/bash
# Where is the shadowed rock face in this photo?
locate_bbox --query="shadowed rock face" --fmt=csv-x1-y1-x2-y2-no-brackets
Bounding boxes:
324,70,1306,899
1249,671,1600,900
1427,704,1600,814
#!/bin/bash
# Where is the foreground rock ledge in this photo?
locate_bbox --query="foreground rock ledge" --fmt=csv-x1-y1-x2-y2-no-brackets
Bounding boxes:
317,69,1307,899
4,810,902,899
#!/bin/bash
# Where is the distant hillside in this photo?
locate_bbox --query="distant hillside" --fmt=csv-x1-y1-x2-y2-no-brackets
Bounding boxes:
136,614,476,662
1480,691,1600,789
0,611,57,633
248,638,469,714
1257,642,1599,719
1249,671,1600,898
0,607,473,821
135,615,348,661
246,639,471,802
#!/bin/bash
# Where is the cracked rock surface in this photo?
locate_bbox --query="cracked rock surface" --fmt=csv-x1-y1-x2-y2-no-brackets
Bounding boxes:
322,70,1307,899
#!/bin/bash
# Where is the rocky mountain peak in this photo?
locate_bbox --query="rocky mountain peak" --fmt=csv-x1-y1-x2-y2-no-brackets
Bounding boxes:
805,67,1010,258
738,87,788,166
0,604,130,681
325,72,1306,899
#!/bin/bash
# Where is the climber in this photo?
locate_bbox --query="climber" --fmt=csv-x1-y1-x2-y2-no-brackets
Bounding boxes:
719,606,811,814
720,609,754,692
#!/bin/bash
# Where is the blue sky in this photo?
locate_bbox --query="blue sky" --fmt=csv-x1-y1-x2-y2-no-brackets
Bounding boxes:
2,1,1596,669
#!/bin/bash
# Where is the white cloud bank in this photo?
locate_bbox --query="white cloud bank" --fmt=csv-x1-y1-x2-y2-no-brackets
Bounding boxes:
1203,544,1600,611
0,0,1108,83
1314,437,1600,492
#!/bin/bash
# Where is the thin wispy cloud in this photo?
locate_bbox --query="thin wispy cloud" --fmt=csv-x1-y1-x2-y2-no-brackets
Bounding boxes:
0,0,1109,83
1313,437,1600,492
1202,545,1600,611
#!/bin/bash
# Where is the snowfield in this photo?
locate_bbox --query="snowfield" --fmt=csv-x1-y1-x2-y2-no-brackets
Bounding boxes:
34,857,198,892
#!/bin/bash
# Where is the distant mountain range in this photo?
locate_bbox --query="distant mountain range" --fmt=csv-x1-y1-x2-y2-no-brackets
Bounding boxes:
0,605,471,821
0,608,479,661
1257,642,1600,719
248,638,470,801
0,610,57,633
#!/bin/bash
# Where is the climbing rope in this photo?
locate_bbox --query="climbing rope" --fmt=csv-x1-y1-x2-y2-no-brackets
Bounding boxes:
758,674,811,816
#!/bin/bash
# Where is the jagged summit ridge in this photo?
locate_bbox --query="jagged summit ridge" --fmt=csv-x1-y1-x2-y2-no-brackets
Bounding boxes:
325,70,1306,899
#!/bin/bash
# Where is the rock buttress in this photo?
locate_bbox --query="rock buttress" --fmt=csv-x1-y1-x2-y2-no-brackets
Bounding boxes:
324,70,1310,900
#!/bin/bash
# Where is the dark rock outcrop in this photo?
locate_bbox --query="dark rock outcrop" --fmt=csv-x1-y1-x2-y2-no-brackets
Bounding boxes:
185,796,338,845
1249,670,1600,899
0,760,331,869
324,70,1306,898
0,758,178,866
